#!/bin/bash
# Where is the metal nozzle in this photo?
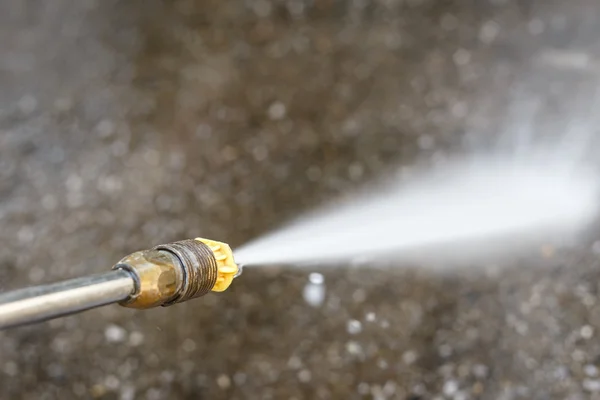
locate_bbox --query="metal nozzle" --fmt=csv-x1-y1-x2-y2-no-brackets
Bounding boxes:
116,239,227,309
0,238,239,329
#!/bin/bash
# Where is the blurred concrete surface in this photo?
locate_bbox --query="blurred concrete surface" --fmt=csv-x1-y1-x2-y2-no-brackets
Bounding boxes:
2,1,600,399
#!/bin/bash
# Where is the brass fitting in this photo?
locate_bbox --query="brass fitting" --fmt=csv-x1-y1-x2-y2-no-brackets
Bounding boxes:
114,238,239,309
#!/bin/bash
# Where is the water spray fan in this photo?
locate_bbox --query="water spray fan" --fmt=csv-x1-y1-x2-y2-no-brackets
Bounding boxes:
0,238,241,329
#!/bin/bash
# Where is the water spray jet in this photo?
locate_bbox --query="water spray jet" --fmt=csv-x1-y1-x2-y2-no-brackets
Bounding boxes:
235,157,599,266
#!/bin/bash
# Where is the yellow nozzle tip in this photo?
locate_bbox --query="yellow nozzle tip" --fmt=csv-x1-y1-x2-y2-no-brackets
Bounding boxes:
194,238,238,292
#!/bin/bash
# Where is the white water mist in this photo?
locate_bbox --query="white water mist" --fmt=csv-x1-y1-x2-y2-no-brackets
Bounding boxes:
235,157,598,266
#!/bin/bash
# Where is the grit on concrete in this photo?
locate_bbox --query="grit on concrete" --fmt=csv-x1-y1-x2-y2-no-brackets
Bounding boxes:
2,1,600,399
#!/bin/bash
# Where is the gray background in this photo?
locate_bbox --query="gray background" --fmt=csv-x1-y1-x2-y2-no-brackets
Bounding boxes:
1,1,600,399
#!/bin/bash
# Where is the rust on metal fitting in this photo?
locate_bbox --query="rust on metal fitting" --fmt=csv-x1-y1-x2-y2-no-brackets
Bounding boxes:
154,239,219,304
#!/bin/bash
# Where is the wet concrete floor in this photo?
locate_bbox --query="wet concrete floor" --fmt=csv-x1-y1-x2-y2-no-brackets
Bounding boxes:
2,1,600,399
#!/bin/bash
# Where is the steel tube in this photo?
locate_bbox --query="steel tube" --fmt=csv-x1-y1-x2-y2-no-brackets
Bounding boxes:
0,270,135,329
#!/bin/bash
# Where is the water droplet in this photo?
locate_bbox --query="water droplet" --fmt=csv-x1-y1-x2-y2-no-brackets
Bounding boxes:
252,145,268,161
443,380,459,396
216,374,231,389
303,283,325,307
119,385,136,400
581,325,594,339
104,324,127,343
479,20,500,44
105,375,120,390
297,369,312,383
268,102,286,120
346,341,363,356
382,381,396,397
453,49,471,66
308,272,324,284
347,320,362,335
182,338,197,352
585,364,598,377
357,382,370,395
96,120,116,138
584,379,600,392
287,356,302,369
402,350,418,365
472,364,489,378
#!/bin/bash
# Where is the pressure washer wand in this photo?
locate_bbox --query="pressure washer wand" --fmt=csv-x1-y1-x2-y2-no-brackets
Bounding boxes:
0,238,240,329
